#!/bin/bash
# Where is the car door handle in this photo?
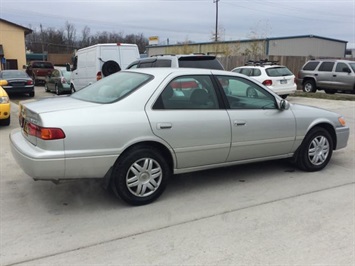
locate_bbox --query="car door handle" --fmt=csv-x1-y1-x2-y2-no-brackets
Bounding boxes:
233,120,246,126
333,75,337,77
157,123,172,129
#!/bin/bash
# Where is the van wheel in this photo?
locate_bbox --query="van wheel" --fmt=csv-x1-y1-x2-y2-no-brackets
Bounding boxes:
102,60,121,77
303,80,316,93
111,146,169,205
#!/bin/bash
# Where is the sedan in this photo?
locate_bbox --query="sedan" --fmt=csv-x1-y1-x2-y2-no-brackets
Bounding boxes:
0,80,10,126
0,70,35,97
45,67,71,95
10,68,350,205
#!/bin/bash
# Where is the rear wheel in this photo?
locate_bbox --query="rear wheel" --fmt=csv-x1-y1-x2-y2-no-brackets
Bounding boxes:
295,127,333,171
303,80,316,93
29,91,35,97
55,84,60,95
111,146,170,205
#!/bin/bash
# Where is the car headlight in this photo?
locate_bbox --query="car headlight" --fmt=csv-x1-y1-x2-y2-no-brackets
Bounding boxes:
0,96,9,104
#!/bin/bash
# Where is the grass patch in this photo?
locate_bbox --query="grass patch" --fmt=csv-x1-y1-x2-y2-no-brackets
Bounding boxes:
292,90,355,101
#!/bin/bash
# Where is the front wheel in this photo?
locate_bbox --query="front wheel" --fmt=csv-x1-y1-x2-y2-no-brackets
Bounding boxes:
295,127,333,172
111,146,170,205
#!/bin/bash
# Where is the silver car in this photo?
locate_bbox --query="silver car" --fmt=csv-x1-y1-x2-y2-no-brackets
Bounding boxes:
10,68,350,205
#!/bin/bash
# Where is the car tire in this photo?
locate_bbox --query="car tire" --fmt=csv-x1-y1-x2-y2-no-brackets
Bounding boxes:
0,116,10,126
324,89,336,94
303,80,316,93
55,84,60,95
281,95,288,99
112,146,170,205
45,83,49,92
29,91,35,97
71,85,76,93
295,127,333,172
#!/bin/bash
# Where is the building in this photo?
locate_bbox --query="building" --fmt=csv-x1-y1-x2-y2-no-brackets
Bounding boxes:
146,35,348,59
0,18,32,70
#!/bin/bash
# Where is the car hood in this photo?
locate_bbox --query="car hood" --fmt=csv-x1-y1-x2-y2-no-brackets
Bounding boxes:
290,102,341,118
21,96,99,113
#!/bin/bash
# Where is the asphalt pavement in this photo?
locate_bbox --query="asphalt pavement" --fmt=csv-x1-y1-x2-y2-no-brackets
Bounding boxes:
1,87,354,265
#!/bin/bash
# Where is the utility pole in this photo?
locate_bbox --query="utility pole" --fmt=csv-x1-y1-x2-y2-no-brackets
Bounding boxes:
213,0,220,42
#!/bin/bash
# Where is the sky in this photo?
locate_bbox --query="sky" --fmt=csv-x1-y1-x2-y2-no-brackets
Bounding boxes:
1,0,354,48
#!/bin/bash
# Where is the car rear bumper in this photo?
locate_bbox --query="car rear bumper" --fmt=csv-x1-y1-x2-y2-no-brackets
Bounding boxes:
0,103,10,119
10,128,65,180
3,86,34,94
10,128,116,181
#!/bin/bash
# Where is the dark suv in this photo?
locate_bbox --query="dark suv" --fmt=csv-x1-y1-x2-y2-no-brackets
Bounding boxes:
126,54,224,70
297,59,355,93
26,61,55,85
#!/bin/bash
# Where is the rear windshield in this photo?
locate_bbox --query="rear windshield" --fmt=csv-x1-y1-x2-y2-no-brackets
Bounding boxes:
1,70,29,79
265,67,293,77
32,62,54,68
71,71,153,103
178,57,224,70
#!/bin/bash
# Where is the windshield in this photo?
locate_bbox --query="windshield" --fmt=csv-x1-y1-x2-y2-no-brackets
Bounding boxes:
71,71,153,103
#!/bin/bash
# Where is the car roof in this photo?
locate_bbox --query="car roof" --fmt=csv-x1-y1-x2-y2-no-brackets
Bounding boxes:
124,67,243,77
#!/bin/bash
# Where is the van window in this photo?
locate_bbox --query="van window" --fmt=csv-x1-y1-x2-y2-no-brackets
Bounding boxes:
303,61,319,71
318,62,334,72
335,63,349,72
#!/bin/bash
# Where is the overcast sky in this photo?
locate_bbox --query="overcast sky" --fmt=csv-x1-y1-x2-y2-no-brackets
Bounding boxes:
1,0,354,48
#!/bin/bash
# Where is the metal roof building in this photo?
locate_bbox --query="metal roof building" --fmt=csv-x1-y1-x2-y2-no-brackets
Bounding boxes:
146,35,348,59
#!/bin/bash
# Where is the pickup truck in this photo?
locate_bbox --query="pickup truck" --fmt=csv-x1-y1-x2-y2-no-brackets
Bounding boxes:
26,61,54,85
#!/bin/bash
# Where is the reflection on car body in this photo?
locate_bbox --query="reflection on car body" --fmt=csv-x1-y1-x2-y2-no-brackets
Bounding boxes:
10,68,350,205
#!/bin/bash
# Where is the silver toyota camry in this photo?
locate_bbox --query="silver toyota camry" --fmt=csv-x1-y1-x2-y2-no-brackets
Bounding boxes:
10,68,350,205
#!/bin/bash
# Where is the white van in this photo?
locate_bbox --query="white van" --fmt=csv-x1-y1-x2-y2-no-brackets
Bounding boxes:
68,43,140,91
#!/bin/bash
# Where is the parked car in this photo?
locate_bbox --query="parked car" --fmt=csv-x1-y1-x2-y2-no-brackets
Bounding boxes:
45,67,72,95
0,70,35,97
231,61,296,99
126,54,224,70
26,61,54,85
10,68,349,206
0,80,10,126
297,59,355,93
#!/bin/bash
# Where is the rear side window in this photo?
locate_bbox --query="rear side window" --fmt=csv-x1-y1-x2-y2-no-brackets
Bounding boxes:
303,61,319,71
318,62,335,72
154,60,171,67
266,67,293,77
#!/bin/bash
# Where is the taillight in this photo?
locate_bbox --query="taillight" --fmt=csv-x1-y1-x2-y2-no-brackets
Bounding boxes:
96,71,102,81
26,80,33,85
26,122,65,140
262,80,272,86
61,77,67,84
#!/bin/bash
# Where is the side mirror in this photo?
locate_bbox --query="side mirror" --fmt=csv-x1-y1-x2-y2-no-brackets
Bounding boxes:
279,99,290,110
65,63,71,72
342,67,351,74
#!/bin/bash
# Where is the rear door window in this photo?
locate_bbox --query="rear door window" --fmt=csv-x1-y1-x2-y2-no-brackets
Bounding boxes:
318,62,335,72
